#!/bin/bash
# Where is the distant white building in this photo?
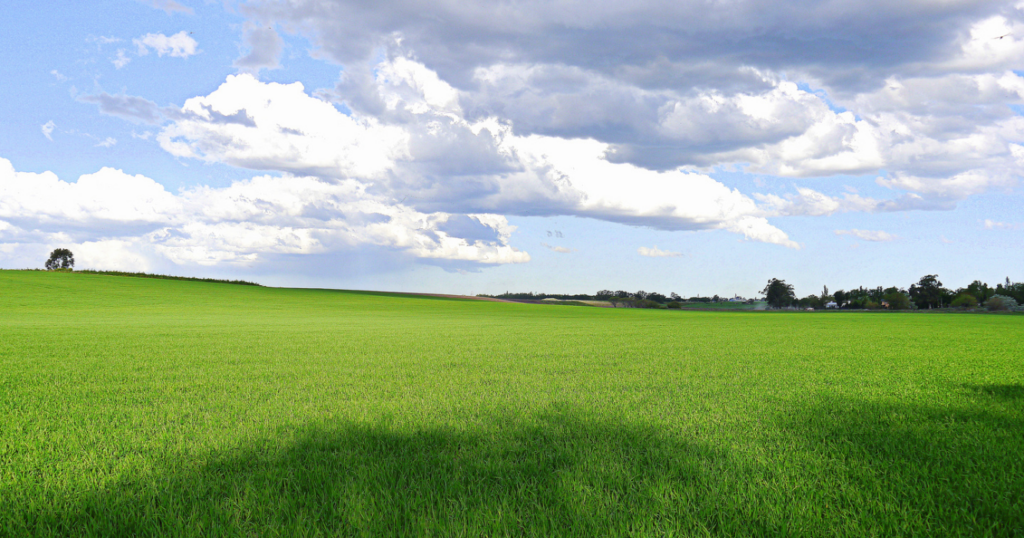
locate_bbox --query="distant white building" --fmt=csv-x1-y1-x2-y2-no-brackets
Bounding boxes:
825,301,838,309
728,295,746,302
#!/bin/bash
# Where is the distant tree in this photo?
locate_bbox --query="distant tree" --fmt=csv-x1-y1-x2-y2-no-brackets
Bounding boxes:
909,274,947,309
964,280,993,304
833,290,847,309
614,290,631,299
670,292,681,301
818,285,833,306
797,295,818,309
647,292,668,303
883,291,911,310
45,248,74,271
761,278,795,309
595,290,614,300
847,297,867,309
986,295,1019,312
950,294,979,309
712,294,720,302
667,301,682,309
995,279,1024,304
635,290,649,300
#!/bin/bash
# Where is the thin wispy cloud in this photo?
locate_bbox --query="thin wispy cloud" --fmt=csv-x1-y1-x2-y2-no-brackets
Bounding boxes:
638,245,681,257
40,121,55,141
541,243,575,253
112,49,131,69
983,219,1021,230
134,32,198,58
80,93,162,124
834,229,897,242
138,0,193,15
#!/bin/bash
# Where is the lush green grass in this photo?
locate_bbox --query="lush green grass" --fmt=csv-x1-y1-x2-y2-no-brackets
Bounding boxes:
678,301,766,310
1,270,1022,537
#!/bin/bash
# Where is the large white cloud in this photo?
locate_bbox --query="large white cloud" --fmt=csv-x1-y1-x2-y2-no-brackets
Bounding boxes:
0,157,528,271
0,163,180,227
157,64,800,248
159,74,409,180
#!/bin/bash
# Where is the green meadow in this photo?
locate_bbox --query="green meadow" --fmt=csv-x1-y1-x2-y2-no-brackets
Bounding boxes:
1,270,1022,537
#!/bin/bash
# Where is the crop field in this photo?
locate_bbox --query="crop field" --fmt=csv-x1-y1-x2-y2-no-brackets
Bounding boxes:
1,270,1022,537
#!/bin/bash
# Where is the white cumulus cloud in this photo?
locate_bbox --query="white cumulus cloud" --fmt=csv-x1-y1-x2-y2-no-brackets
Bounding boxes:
0,157,528,271
134,31,198,58
157,62,800,248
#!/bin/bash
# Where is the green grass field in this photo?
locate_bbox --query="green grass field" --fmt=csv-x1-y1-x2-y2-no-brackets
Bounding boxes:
1,270,1022,537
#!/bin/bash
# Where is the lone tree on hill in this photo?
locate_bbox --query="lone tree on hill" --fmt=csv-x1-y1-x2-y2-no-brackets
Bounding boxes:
761,278,795,309
45,248,74,271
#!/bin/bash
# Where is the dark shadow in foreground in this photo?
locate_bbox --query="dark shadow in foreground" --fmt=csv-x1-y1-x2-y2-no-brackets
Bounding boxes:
7,397,1024,537
964,383,1024,401
771,389,1024,537
7,411,767,537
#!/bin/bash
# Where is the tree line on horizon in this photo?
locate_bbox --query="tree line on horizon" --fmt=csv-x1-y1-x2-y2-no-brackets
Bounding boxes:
483,274,1024,312
43,248,1021,311
762,275,1023,311
480,290,753,309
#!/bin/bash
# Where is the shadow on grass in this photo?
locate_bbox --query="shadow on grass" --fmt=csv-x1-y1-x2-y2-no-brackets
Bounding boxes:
14,411,769,537
9,400,1024,537
965,383,1024,401
772,394,1024,536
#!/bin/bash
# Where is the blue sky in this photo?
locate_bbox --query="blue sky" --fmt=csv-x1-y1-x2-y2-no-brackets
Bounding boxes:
1,0,1022,297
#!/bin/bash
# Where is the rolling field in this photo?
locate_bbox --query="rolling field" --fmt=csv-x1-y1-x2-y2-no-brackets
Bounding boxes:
1,270,1022,537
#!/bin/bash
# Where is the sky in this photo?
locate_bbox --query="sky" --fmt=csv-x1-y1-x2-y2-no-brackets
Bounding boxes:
1,0,1022,297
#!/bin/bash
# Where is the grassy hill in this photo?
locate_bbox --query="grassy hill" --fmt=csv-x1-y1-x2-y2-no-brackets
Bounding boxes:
1,270,1022,536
